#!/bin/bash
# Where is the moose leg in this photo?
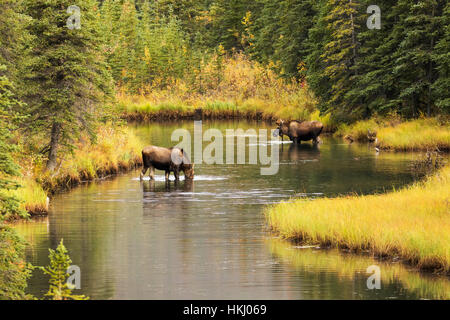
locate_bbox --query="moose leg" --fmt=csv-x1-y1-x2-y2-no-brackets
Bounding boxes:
149,166,155,180
140,166,148,181
165,170,170,181
174,168,180,181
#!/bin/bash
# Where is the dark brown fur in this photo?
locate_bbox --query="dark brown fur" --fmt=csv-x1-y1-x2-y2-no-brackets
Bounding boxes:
276,119,324,144
140,146,194,181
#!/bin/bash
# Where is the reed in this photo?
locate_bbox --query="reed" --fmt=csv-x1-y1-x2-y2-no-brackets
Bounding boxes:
265,165,450,273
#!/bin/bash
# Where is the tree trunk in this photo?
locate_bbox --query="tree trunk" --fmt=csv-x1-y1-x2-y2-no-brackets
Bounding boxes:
46,122,61,171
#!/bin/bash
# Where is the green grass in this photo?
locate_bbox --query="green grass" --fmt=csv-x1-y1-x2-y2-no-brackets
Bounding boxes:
335,118,381,142
265,165,450,273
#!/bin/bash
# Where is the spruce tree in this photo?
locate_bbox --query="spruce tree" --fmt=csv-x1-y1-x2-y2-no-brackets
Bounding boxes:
0,66,27,219
320,0,362,117
431,1,449,114
391,0,445,117
22,0,113,171
0,224,32,300
209,0,250,51
40,239,88,300
273,0,316,79
347,0,399,117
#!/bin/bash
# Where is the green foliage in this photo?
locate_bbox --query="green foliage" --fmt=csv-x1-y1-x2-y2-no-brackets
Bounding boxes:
101,0,198,92
40,239,88,300
22,0,113,171
0,224,33,300
0,66,27,220
432,2,450,113
249,0,316,79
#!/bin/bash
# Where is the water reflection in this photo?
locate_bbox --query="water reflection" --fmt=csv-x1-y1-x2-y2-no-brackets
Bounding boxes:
267,239,450,300
285,143,321,162
141,180,195,193
13,120,444,300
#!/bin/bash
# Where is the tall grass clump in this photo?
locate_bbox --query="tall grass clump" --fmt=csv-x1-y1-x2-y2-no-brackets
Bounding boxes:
11,178,48,216
336,117,450,150
377,118,450,151
265,165,450,273
335,118,381,142
37,126,143,193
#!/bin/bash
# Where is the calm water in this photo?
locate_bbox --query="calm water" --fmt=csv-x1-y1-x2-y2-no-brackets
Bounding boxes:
16,120,450,300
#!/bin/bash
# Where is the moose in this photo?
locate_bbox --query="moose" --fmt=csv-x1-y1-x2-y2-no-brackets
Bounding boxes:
276,119,324,144
140,146,194,181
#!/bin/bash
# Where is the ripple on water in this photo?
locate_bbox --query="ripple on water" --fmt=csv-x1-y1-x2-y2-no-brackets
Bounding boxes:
133,175,229,182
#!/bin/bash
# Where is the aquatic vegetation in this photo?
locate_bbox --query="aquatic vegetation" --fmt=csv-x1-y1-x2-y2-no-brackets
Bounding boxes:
265,165,450,273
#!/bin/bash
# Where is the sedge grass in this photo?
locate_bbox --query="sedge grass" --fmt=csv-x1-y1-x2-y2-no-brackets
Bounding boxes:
265,165,450,273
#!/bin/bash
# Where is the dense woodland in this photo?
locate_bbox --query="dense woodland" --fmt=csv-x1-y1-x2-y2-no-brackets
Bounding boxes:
1,0,449,217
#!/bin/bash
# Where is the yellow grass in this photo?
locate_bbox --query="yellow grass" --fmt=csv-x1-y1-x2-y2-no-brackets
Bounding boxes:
12,178,48,216
117,53,336,131
377,119,450,151
38,126,143,193
336,118,450,151
265,165,450,273
12,125,144,216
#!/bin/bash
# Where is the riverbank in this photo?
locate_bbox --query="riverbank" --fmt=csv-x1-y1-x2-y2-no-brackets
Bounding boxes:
336,118,450,151
118,97,336,133
10,126,143,219
265,165,450,274
116,53,336,132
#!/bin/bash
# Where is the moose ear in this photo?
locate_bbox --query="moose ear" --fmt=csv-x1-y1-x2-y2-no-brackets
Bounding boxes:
180,148,184,155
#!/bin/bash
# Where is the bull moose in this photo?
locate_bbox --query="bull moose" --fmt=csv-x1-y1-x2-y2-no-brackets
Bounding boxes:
276,119,324,144
140,146,194,181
